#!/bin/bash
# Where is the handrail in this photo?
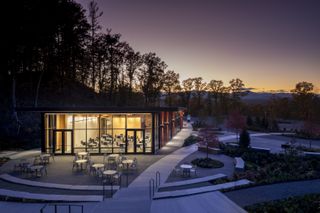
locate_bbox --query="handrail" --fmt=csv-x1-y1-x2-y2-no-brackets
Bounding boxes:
40,204,83,213
155,171,161,189
149,178,155,199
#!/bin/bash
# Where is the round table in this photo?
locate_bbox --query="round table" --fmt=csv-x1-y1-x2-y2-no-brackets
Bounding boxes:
92,163,105,171
122,159,133,170
76,159,88,170
103,170,117,183
180,164,192,177
40,154,51,158
78,152,88,159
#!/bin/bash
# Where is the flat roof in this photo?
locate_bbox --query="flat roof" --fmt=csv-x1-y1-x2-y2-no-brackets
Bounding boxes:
16,106,185,113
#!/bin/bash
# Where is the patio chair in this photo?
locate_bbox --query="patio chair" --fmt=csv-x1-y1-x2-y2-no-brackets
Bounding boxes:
113,172,122,185
14,159,27,171
87,160,96,175
40,166,48,176
72,155,79,171
190,165,197,177
96,170,104,182
173,167,181,176
42,156,50,165
130,158,138,171
33,156,43,165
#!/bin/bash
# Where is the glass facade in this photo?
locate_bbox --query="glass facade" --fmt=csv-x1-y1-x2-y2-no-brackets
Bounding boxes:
44,113,154,154
43,110,183,154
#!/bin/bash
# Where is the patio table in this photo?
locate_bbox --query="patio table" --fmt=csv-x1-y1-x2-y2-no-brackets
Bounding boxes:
76,159,88,170
122,159,133,170
92,163,105,171
40,154,51,164
180,164,192,177
103,170,117,183
78,152,88,159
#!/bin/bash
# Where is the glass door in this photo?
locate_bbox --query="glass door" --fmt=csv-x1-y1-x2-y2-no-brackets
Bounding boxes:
126,129,145,153
54,130,73,154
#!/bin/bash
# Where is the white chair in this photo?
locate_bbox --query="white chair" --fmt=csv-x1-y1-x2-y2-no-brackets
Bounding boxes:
190,165,197,176
72,155,79,171
173,167,181,176
87,160,96,175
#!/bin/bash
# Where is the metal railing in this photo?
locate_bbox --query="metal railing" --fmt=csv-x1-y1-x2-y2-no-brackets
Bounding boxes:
149,171,161,200
155,171,161,189
40,204,83,213
149,178,155,199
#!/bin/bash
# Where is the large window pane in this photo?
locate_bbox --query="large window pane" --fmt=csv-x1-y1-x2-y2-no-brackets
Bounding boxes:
74,114,86,129
87,114,99,129
127,114,142,129
87,129,99,153
145,128,152,153
74,130,86,152
113,115,125,128
113,129,125,153
56,114,73,129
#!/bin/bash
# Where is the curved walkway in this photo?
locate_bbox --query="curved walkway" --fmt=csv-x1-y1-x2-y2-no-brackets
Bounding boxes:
224,179,320,207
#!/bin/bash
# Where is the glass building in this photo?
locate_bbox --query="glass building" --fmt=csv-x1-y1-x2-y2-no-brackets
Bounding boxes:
36,107,184,154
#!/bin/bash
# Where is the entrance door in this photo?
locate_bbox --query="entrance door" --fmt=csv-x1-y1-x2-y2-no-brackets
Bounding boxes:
53,130,73,154
126,129,145,153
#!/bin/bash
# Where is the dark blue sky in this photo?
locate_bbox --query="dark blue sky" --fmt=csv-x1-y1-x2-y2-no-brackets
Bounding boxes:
77,0,320,92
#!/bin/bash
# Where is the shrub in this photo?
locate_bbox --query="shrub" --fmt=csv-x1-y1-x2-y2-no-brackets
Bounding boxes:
183,135,200,147
239,129,250,149
192,120,207,131
191,158,224,168
245,194,320,213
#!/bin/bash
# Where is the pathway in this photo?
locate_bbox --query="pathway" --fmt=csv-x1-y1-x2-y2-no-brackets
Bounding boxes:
91,125,195,213
225,179,320,207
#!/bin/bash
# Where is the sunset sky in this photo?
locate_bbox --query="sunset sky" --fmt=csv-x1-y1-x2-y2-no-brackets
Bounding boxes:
77,0,320,93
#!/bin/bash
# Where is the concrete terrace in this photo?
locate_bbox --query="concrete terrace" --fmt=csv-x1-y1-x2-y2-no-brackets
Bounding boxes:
2,127,314,212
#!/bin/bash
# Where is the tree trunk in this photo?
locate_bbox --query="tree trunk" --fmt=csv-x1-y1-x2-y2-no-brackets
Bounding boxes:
11,76,21,135
34,70,45,107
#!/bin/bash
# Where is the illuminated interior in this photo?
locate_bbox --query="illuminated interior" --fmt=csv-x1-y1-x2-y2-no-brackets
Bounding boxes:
45,113,153,154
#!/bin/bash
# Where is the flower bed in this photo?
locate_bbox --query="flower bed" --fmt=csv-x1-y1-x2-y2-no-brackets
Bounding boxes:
191,158,224,168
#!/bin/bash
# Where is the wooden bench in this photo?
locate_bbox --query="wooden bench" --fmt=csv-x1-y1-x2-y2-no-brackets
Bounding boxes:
304,152,320,157
234,157,245,172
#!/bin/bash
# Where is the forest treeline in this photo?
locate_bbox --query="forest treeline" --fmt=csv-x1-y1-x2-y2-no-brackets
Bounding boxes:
1,0,319,146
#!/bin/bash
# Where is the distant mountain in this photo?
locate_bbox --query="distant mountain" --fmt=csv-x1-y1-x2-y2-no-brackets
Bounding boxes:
241,91,292,103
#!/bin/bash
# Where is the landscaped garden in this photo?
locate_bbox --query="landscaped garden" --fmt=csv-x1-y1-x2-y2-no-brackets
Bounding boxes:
223,147,320,184
245,194,320,213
